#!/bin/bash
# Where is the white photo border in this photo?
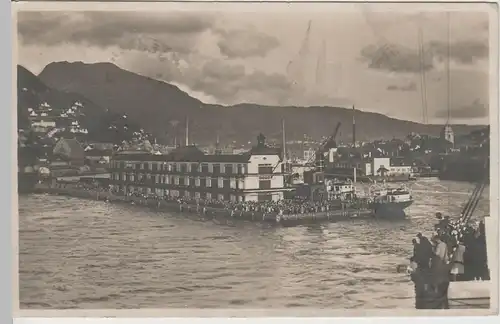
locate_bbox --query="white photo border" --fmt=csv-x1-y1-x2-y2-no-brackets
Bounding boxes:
5,0,500,323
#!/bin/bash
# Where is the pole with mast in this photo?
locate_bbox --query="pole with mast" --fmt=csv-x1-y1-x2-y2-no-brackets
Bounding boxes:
185,116,189,146
352,105,356,148
446,12,452,127
282,118,287,162
417,16,429,125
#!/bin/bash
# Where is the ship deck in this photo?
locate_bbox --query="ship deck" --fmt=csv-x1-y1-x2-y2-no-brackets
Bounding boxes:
401,279,491,309
448,281,490,309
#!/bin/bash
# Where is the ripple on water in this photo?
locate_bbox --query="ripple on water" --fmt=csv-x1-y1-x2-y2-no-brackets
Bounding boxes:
18,181,489,309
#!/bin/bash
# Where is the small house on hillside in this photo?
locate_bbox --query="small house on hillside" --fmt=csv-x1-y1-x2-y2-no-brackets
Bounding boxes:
53,138,85,166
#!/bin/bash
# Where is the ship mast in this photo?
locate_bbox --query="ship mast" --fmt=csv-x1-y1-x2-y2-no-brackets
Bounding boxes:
417,16,429,125
352,105,356,147
444,12,455,151
185,116,189,146
281,119,286,159
446,12,452,126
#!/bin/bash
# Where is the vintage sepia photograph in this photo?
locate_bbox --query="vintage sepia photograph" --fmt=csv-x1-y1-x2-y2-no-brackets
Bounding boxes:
14,1,497,314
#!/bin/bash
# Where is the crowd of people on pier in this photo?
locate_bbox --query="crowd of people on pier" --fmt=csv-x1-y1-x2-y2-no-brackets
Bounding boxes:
110,186,363,217
408,212,489,309
46,177,371,219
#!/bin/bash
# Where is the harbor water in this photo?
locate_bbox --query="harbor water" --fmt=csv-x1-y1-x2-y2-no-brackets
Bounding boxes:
18,179,489,309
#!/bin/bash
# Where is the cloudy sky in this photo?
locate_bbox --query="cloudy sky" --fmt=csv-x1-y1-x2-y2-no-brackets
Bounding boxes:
16,3,492,124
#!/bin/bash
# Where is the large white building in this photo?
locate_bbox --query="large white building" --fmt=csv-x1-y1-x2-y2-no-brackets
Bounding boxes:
110,135,291,202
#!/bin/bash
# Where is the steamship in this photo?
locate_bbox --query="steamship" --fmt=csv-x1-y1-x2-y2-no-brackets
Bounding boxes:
368,184,414,217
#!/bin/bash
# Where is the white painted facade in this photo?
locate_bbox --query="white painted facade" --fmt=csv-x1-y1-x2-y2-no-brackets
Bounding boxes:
303,149,315,161
32,119,56,128
371,157,390,175
441,124,455,145
242,154,286,201
388,165,412,175
327,147,338,163
365,157,411,176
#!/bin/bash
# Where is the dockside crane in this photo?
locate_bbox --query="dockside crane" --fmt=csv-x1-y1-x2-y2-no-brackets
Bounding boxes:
305,121,342,171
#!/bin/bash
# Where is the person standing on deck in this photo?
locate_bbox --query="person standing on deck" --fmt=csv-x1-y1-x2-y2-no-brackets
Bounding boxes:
430,235,451,309
417,233,433,269
434,213,446,233
412,239,421,264
409,257,432,309
450,240,466,281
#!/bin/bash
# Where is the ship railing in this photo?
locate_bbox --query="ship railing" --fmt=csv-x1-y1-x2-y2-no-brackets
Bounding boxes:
460,159,488,224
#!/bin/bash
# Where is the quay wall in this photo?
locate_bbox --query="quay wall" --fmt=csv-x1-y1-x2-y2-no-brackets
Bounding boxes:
30,185,374,225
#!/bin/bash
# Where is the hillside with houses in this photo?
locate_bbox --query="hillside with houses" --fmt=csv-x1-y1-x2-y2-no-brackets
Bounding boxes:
17,65,155,167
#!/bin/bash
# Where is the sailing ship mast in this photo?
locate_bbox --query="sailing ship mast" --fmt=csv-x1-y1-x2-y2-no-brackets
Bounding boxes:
352,105,356,147
443,12,455,151
282,118,287,162
417,16,429,125
446,12,452,127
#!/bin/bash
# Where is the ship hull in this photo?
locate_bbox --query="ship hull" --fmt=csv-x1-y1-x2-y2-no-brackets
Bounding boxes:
438,156,489,183
372,199,413,218
17,172,38,194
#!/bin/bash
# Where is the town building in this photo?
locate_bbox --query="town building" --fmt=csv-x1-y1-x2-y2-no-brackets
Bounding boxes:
440,124,455,146
84,148,113,166
363,157,412,176
52,138,86,166
109,134,291,202
331,157,412,177
303,148,316,162
30,117,56,133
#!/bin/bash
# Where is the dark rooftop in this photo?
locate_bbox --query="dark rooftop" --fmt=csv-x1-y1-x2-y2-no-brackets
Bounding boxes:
113,134,282,163
85,149,113,157
113,146,252,163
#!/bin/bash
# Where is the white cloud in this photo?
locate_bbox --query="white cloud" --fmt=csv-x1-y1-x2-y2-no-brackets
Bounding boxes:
17,9,491,124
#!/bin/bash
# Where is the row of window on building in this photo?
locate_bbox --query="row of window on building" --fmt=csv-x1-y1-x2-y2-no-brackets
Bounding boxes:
114,184,244,202
111,160,246,174
111,160,278,175
112,172,244,189
114,185,278,202
111,172,275,190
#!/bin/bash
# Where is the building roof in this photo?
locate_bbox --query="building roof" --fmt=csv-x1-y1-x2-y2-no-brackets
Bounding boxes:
85,149,113,157
168,145,205,161
113,152,170,162
112,145,253,163
249,145,282,156
53,138,85,160
389,156,413,166
59,138,83,150
199,154,251,163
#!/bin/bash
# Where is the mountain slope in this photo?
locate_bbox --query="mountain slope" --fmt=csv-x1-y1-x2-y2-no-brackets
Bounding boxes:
17,65,145,145
38,61,485,146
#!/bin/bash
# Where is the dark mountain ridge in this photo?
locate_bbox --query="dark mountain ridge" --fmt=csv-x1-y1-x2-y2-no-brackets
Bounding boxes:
37,61,485,146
